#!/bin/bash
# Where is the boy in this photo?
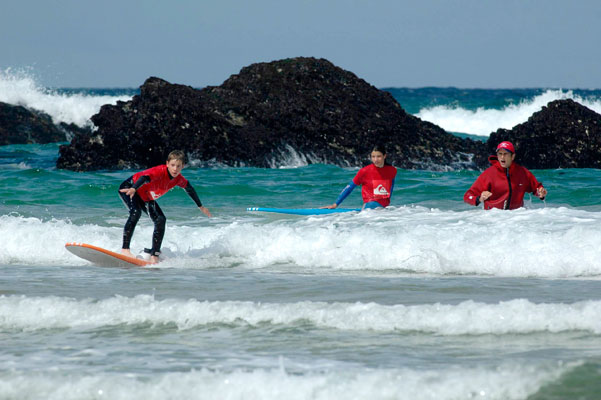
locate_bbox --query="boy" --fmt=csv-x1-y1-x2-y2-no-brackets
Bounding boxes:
118,150,211,263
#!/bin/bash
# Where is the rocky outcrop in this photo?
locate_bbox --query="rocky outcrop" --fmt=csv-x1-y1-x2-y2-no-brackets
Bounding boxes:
0,102,67,145
486,99,601,169
57,57,485,171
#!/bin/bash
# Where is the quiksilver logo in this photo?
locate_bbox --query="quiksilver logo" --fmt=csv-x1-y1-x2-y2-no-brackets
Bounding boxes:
374,184,389,195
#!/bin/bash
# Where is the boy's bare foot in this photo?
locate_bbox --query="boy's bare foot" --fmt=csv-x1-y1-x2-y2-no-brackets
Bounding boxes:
121,249,134,258
150,255,160,264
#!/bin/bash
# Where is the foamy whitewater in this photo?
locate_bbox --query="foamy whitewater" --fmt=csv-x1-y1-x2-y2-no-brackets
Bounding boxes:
2,206,601,278
0,69,132,126
416,89,601,136
2,74,601,398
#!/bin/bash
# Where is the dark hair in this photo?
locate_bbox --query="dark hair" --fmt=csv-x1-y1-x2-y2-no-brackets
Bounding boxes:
370,145,392,166
371,145,387,155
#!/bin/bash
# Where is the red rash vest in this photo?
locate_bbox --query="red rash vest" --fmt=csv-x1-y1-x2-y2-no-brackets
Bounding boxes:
353,164,397,207
133,164,189,202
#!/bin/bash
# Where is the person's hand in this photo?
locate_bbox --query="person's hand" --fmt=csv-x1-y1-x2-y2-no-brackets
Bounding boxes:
199,206,212,217
537,187,547,199
479,191,492,203
320,203,338,209
119,187,136,199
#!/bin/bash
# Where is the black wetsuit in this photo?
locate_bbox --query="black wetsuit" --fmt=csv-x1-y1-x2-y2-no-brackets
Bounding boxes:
118,174,202,257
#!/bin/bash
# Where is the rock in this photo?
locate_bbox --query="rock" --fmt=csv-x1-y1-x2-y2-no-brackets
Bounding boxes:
58,122,93,140
486,99,601,169
57,57,485,171
0,101,67,145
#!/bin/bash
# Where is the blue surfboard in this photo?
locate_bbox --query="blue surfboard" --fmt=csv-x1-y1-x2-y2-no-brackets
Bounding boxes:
246,207,361,216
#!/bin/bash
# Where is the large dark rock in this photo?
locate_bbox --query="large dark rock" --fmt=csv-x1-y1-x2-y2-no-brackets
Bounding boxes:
0,102,67,145
57,57,485,171
485,99,601,169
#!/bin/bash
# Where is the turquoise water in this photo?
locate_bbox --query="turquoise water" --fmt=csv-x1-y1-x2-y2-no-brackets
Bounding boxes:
2,143,601,399
3,143,601,220
383,87,601,115
2,78,601,399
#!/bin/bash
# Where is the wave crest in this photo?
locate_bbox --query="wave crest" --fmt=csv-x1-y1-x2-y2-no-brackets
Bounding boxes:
417,89,601,136
2,295,601,335
0,68,132,127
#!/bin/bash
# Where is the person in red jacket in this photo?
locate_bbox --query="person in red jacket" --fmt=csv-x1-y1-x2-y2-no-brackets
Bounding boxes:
464,141,547,210
118,150,211,263
323,145,397,210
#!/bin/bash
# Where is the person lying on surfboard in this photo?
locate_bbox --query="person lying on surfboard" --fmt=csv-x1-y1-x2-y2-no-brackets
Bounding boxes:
323,145,397,210
118,150,211,264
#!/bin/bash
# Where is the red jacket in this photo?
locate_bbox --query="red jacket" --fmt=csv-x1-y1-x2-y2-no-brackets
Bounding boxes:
464,156,544,210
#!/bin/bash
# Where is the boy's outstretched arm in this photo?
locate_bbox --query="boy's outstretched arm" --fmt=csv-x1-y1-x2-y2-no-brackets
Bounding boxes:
184,183,212,217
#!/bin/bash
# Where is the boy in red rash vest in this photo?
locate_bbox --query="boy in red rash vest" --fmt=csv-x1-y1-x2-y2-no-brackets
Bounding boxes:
464,141,548,210
323,145,397,210
118,150,211,264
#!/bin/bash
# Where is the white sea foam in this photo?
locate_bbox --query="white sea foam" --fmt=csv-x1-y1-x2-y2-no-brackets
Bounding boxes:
1,162,30,170
0,361,572,400
416,89,601,136
0,68,131,127
1,294,600,335
1,205,601,278
267,144,351,169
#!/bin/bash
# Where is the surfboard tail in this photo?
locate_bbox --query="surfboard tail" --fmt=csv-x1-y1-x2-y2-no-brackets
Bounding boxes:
65,242,151,267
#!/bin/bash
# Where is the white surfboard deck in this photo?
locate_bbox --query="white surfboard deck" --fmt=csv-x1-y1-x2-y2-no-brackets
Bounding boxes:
65,242,152,268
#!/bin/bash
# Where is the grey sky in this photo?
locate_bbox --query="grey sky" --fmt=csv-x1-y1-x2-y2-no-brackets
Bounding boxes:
2,0,600,88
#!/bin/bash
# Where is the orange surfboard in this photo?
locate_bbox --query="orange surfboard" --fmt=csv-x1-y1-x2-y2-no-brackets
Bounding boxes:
65,242,152,267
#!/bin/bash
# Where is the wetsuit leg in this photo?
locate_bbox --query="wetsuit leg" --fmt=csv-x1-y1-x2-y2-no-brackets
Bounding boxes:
119,177,147,250
363,201,383,209
147,200,166,256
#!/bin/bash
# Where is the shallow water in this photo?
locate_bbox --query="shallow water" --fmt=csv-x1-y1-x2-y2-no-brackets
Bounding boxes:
1,143,601,399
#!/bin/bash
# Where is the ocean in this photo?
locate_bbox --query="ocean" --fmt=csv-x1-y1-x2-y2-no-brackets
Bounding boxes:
2,71,601,399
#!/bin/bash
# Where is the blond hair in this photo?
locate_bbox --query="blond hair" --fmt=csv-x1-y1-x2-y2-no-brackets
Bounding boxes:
167,150,186,164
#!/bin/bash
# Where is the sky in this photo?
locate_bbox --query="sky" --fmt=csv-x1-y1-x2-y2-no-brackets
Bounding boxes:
1,0,600,89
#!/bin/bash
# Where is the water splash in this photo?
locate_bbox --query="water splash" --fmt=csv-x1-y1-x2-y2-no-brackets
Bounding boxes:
416,89,601,136
0,68,133,127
